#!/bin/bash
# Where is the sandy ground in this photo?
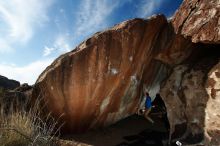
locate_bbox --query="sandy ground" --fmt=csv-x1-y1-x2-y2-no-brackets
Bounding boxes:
60,114,169,146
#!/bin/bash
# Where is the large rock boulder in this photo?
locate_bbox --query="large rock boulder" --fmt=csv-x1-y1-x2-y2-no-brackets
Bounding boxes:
34,14,194,133
33,0,220,145
34,15,170,132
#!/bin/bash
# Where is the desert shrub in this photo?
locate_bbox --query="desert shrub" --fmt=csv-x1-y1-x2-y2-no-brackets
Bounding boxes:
0,97,63,146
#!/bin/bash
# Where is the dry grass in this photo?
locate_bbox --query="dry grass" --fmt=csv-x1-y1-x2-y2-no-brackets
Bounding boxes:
0,92,63,146
0,87,5,98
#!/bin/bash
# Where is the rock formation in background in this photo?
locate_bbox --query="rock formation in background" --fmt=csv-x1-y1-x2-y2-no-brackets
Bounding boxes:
0,75,20,90
0,82,33,112
33,0,220,145
0,76,32,113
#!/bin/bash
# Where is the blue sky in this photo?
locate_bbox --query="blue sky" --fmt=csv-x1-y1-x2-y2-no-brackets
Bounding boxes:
0,0,182,84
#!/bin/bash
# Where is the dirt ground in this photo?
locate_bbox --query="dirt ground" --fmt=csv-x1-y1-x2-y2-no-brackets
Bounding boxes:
60,114,169,146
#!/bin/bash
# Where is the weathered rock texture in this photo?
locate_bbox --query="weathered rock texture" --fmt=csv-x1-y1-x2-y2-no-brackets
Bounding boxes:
172,0,220,43
160,51,220,144
33,0,220,145
35,15,175,132
205,61,220,145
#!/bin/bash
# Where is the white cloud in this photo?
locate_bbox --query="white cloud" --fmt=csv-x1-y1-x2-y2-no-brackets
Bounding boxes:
137,0,164,18
48,0,133,56
0,0,54,52
54,35,71,53
74,0,121,38
43,46,55,57
0,38,14,53
0,58,54,84
48,0,125,56
43,34,72,57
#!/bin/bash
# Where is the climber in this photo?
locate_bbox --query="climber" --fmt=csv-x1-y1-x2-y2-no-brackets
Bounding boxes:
152,93,166,114
144,92,154,123
152,93,170,132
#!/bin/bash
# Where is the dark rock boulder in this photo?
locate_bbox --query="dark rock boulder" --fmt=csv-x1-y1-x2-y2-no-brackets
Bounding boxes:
1,82,32,113
0,75,20,90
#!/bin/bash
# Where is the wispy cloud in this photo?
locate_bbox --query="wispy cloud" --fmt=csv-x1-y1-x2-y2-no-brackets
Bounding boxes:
42,34,72,57
42,0,124,57
0,58,54,84
49,0,133,56
54,35,71,53
74,0,121,39
0,0,54,52
43,46,55,57
137,0,164,18
0,38,14,53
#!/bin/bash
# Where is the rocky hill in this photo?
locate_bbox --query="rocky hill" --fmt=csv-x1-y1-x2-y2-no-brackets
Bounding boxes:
33,0,220,145
0,75,20,90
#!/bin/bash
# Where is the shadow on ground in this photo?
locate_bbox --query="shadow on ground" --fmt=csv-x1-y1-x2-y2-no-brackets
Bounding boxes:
61,114,176,146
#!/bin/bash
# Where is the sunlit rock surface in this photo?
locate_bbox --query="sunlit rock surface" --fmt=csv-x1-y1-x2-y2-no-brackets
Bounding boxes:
205,61,220,145
172,0,220,43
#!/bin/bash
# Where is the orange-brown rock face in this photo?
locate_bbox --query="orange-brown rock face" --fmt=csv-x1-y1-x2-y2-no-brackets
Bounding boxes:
172,0,220,44
35,15,179,132
33,0,220,145
154,23,195,65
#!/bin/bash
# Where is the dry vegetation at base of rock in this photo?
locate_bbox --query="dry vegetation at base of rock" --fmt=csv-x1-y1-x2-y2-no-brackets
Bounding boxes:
0,95,62,146
0,88,5,98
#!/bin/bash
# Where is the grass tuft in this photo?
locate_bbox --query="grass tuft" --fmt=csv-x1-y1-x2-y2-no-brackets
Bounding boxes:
0,92,62,146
